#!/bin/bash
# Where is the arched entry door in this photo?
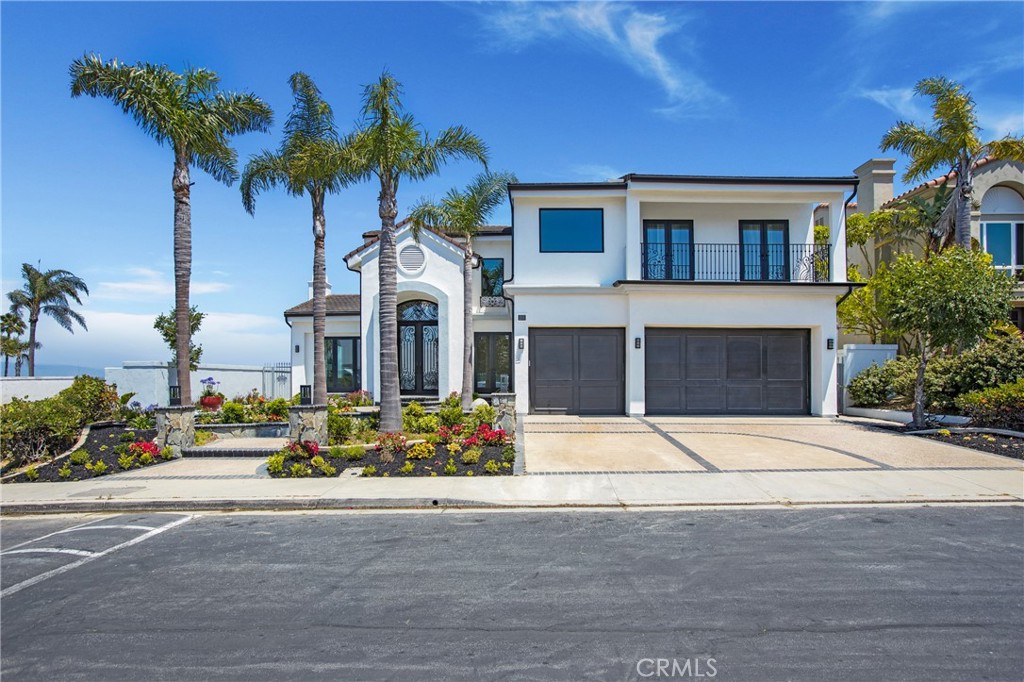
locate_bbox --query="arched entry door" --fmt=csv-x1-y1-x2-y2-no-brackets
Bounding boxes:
398,300,439,395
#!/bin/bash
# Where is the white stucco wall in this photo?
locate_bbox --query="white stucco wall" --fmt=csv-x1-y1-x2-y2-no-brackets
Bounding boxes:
0,377,77,404
106,361,289,407
288,316,360,395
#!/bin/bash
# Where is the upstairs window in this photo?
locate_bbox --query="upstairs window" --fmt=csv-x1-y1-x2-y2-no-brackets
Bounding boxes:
481,258,504,296
539,208,604,252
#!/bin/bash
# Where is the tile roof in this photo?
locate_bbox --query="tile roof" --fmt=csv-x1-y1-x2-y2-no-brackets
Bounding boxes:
284,294,360,317
882,156,995,208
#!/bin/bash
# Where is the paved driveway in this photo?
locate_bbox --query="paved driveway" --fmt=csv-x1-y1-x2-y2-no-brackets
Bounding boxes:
523,416,1024,474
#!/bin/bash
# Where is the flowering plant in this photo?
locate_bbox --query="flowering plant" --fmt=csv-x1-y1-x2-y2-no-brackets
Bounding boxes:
128,441,160,457
286,440,320,458
462,423,509,448
200,376,221,397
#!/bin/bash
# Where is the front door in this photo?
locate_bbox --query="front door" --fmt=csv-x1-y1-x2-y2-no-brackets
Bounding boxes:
398,300,439,395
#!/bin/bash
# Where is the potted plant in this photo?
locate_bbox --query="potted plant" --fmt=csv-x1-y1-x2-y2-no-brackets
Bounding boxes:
198,376,224,411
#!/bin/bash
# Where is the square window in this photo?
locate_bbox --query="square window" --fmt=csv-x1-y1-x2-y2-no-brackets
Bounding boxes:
539,208,603,252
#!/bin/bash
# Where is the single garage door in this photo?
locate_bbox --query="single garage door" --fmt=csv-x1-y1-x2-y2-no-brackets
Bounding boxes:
530,328,625,415
645,329,809,415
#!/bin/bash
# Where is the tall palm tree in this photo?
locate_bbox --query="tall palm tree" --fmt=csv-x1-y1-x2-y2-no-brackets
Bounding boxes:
341,72,488,431
241,73,355,406
70,55,272,404
6,264,88,376
1,312,26,377
409,171,517,410
880,76,1024,248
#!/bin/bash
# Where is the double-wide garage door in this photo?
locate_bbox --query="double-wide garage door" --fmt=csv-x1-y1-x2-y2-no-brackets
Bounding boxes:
530,328,625,415
646,329,809,415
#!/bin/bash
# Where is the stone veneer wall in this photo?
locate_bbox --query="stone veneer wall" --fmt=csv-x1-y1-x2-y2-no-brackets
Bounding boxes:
154,406,195,457
288,405,328,444
490,393,516,434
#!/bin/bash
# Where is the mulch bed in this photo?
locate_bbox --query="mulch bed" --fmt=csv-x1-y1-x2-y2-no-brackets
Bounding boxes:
870,423,1023,461
270,443,515,478
4,424,168,483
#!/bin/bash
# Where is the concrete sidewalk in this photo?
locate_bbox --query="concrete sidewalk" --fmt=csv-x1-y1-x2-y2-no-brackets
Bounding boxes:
2,456,1021,514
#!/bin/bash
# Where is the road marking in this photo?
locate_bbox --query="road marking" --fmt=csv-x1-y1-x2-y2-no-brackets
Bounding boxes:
2,548,96,558
1,516,126,552
49,524,158,534
1,515,194,598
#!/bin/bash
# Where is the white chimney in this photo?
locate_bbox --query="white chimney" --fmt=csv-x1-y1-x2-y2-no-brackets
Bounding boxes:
307,277,332,300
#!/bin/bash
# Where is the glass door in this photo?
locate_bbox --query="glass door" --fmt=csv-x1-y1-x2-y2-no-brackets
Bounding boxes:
398,300,440,395
740,220,789,281
326,338,360,393
643,220,693,280
474,333,513,393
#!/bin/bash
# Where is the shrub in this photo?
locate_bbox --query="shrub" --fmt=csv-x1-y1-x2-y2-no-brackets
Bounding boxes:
483,459,500,475
0,398,81,467
406,442,435,460
87,460,108,475
465,470,474,476
347,390,374,407
160,447,174,460
399,461,415,475
58,462,72,479
461,449,481,465
443,458,457,476
118,452,137,470
955,379,1024,431
119,430,136,443
375,432,407,463
265,398,290,421
361,465,377,477
437,424,464,445
267,454,285,474
286,440,320,459
220,401,245,424
466,404,496,431
289,462,312,478
69,450,90,465
446,442,462,456
438,404,464,428
128,412,156,430
328,413,355,444
58,375,120,424
311,455,326,468
139,453,154,466
129,441,159,457
931,335,1024,409
340,445,365,461
25,466,39,481
462,424,510,448
502,445,516,463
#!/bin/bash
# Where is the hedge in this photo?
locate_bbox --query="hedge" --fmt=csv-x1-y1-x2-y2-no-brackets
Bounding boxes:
955,379,1024,431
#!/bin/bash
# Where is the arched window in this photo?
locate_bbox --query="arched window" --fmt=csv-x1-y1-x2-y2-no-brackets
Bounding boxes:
398,300,438,321
981,186,1024,215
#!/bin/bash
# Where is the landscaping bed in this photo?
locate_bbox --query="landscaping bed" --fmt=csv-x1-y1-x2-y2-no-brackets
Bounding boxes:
871,423,1023,460
268,440,515,478
4,424,171,483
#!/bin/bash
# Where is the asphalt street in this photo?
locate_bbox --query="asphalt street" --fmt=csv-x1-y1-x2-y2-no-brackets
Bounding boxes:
1,506,1022,681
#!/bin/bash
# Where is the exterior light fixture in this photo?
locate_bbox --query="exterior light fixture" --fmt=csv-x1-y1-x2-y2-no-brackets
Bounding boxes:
295,344,301,354
635,337,642,349
827,338,835,350
168,386,181,406
517,338,525,350
300,385,312,405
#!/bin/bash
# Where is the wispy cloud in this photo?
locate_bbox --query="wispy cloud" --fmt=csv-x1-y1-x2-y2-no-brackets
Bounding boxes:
857,85,1023,137
857,86,926,121
978,108,1024,138
478,1,726,118
94,267,230,301
569,163,624,181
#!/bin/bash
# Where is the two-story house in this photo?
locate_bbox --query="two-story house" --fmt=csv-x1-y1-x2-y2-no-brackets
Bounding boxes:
285,172,860,417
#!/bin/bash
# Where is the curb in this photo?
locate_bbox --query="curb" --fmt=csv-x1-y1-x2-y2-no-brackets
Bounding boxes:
2,496,1021,516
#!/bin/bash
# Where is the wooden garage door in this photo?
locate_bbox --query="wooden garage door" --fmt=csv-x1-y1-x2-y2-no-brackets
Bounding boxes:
530,328,625,415
645,329,808,415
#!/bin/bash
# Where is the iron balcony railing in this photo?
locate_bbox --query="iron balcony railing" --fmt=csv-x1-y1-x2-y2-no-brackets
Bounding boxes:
641,242,832,283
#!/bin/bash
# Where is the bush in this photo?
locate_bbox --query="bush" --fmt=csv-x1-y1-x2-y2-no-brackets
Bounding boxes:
194,430,216,446
160,446,174,460
289,462,312,478
361,465,377,477
461,449,481,465
339,445,365,461
398,461,415,475
58,375,120,424
955,379,1024,431
443,458,457,475
139,453,154,466
502,445,516,463
328,413,355,444
0,397,82,467
438,405,464,428
406,442,435,460
118,452,137,470
58,462,72,479
375,432,407,463
25,466,39,481
483,460,500,475
69,450,90,465
267,454,285,474
87,459,108,475
220,401,245,424
466,404,496,431
847,356,919,407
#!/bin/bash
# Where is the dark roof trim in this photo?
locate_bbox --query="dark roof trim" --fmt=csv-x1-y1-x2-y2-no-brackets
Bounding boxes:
508,181,628,191
284,294,361,317
623,174,859,186
612,280,866,288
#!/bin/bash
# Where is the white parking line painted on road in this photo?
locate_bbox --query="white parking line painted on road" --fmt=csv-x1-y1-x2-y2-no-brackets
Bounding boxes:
2,548,96,558
1,516,128,552
49,524,158,534
1,515,194,598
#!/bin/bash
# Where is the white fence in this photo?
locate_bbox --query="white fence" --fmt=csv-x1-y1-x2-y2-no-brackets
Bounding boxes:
837,344,898,412
105,361,291,407
0,376,77,404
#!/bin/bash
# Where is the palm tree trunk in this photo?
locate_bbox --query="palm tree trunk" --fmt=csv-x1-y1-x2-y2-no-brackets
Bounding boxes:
311,190,328,406
172,150,193,405
3,352,8,377
461,244,474,410
27,316,38,377
377,179,402,432
912,341,929,428
956,156,973,248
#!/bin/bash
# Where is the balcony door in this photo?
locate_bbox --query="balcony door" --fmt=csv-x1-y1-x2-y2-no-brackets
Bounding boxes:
643,220,693,280
740,220,789,281
398,300,439,395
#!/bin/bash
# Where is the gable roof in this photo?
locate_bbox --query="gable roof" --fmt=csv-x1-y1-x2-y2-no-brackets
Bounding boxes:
284,294,360,318
343,218,480,263
360,224,511,240
882,156,996,208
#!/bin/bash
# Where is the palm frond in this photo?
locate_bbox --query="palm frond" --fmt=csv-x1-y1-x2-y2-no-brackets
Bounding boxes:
240,150,291,214
986,137,1024,163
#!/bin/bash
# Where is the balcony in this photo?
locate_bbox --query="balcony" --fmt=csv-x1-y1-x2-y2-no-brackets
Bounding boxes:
479,296,506,308
641,242,831,283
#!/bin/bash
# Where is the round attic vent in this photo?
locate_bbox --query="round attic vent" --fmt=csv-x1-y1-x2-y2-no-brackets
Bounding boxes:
398,244,426,272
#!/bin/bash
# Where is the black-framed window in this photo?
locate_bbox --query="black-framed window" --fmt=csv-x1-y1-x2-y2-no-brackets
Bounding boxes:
481,258,504,296
474,332,513,393
643,220,694,280
539,208,604,252
740,220,789,281
325,337,360,393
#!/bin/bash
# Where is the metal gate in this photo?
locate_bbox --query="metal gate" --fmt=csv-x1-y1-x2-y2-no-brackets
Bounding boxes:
262,362,292,400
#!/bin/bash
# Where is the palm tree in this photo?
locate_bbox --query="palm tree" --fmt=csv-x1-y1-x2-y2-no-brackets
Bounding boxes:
241,73,355,406
341,72,488,431
1,312,26,377
70,54,272,404
880,76,1024,248
6,263,88,376
409,171,517,410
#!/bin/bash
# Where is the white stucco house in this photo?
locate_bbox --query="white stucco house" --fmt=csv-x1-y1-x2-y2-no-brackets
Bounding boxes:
285,172,862,417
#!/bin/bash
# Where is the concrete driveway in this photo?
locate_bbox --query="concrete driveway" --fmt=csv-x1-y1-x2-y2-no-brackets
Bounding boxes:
523,416,1024,474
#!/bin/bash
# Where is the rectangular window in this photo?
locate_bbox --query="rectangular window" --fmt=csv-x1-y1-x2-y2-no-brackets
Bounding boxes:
325,337,360,393
539,208,604,253
474,332,513,393
481,258,504,296
739,220,789,281
643,220,694,280
983,222,1013,266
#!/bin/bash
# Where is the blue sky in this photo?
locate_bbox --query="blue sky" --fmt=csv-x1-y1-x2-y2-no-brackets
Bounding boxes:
2,1,1022,372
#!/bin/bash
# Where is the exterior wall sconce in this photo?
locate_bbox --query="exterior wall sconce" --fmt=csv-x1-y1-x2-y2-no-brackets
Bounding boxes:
168,386,181,406
827,338,835,350
300,385,312,405
295,344,301,354
635,337,642,349
517,338,525,350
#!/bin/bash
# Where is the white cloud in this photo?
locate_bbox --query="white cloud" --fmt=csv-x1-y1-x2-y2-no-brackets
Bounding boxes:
94,267,231,301
979,109,1024,138
858,86,926,121
479,1,726,117
569,163,624,181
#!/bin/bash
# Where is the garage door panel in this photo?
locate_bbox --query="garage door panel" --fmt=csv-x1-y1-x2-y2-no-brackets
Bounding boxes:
530,328,624,415
645,328,809,415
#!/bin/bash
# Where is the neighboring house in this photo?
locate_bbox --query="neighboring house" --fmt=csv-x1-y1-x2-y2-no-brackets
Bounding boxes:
836,157,1024,331
286,173,860,417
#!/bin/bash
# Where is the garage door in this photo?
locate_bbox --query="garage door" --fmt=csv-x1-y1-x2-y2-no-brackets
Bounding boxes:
645,329,808,415
530,328,625,415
